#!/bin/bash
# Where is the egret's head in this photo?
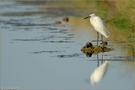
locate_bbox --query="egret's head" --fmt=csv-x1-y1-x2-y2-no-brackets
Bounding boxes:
84,13,96,19
89,13,96,17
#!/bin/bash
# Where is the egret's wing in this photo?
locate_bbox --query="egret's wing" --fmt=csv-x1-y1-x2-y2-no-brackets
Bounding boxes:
90,16,110,38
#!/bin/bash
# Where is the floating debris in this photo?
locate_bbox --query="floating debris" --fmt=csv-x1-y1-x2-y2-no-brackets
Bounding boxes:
100,41,108,46
55,21,61,24
86,42,93,48
81,42,111,58
55,17,69,25
63,17,69,22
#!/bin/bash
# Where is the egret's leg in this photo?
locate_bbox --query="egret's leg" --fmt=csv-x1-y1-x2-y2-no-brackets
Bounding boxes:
101,35,103,64
97,32,99,46
101,53,103,63
97,54,99,67
101,35,103,42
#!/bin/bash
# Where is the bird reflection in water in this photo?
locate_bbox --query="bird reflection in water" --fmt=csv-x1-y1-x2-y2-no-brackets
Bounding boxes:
81,42,110,84
81,42,111,58
90,60,109,85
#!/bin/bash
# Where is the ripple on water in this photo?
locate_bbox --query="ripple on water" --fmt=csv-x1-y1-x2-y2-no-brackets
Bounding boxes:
57,53,82,58
13,37,75,43
31,51,62,54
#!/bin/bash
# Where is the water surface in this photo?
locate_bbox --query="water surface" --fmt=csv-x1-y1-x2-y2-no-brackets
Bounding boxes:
0,1,134,90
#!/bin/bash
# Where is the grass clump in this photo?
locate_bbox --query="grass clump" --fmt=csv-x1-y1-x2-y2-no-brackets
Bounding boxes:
92,0,135,56
109,0,135,31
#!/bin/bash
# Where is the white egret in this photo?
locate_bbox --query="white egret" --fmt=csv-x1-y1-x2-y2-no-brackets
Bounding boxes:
84,13,110,45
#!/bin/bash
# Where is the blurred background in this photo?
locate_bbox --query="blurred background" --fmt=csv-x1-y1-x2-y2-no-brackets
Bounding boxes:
0,0,134,90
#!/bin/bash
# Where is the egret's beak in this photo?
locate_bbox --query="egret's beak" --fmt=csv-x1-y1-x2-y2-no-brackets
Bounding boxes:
84,16,90,19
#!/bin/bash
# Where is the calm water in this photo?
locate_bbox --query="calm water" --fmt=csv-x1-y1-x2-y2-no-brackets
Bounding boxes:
0,1,134,90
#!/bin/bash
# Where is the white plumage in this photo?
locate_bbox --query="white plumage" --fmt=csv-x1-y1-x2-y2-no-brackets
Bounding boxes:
90,14,110,38
84,13,110,38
